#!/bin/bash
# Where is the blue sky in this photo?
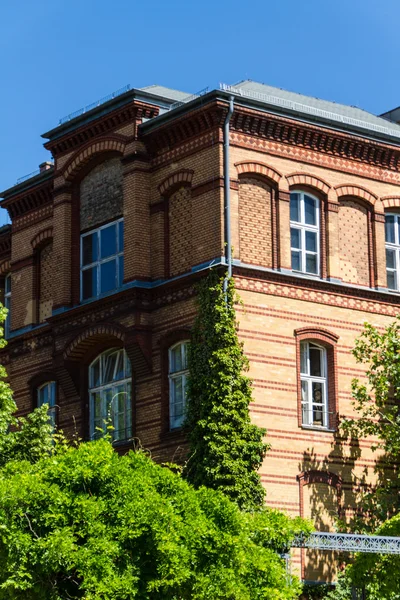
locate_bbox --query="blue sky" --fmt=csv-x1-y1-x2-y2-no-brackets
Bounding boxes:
1,0,399,225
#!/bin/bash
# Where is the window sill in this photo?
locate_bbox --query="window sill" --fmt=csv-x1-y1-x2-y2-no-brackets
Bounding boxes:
301,425,336,434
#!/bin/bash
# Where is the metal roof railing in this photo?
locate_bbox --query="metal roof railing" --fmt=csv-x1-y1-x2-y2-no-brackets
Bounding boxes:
220,83,400,140
58,84,131,125
169,87,209,111
16,169,41,184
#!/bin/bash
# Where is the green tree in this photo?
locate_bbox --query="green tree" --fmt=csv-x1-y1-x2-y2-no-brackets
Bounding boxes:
0,438,311,600
341,317,400,529
0,298,314,599
184,272,269,510
335,317,400,598
0,304,53,466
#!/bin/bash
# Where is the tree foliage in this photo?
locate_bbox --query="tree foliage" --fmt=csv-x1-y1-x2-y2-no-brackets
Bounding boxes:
0,300,314,599
337,317,400,598
341,318,400,529
0,438,311,600
0,305,54,466
184,272,269,509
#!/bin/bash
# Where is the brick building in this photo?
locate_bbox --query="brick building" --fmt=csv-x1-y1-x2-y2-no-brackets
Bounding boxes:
2,81,400,582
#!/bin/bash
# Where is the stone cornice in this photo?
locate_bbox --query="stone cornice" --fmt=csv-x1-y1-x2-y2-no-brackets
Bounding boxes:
141,100,400,175
44,100,158,157
141,101,227,155
0,228,11,258
0,179,53,219
229,105,400,173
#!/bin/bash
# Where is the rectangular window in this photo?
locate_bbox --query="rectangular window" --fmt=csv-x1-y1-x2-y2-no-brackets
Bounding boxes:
80,219,124,301
169,342,189,430
385,214,400,291
290,192,320,276
300,341,328,428
37,381,57,430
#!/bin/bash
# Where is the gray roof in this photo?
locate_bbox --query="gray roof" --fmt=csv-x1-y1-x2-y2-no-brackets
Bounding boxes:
139,85,191,103
224,80,400,140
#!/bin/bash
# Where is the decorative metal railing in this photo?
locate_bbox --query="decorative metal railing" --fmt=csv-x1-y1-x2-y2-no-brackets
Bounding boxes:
58,85,131,125
293,532,400,554
219,83,400,140
169,87,209,111
16,169,41,184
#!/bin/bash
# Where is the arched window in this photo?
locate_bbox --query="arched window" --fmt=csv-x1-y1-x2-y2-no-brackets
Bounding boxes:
4,273,11,338
168,341,189,429
300,341,328,428
89,348,132,441
37,381,57,429
385,213,400,290
290,191,320,275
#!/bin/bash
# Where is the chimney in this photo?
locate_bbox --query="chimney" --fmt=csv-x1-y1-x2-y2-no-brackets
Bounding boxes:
39,161,53,173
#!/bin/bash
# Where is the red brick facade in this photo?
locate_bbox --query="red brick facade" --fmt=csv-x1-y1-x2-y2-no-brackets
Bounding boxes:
2,84,400,582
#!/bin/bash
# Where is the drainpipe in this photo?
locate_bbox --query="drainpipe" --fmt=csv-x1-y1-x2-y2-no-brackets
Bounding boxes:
223,96,234,299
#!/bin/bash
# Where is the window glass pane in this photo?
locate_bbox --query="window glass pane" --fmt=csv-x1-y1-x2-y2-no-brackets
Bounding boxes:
48,382,56,407
48,407,56,430
115,385,126,413
182,343,188,370
118,221,124,253
82,267,97,300
105,388,113,421
125,354,132,378
38,385,48,406
290,227,301,249
309,346,322,377
300,343,307,375
170,345,184,373
304,195,317,226
306,253,318,274
103,351,118,384
301,380,309,425
290,193,300,222
305,231,317,253
100,224,117,259
82,233,97,266
291,251,301,271
114,351,124,382
116,412,125,440
385,215,396,244
90,358,101,388
172,375,184,404
312,382,324,426
5,275,10,294
118,256,124,286
387,270,397,290
100,259,117,294
386,248,396,270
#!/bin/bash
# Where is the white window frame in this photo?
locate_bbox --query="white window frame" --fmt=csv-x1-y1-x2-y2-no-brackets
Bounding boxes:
168,341,189,430
4,273,10,338
37,381,57,430
290,191,320,276
385,213,400,291
300,341,328,429
80,218,124,301
88,348,132,442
